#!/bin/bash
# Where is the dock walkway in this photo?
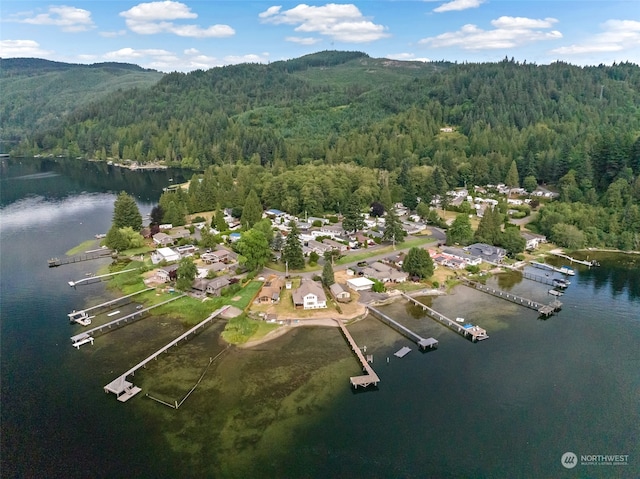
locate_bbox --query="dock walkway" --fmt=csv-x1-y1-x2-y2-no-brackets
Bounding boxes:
367,306,438,350
68,268,138,287
48,248,113,267
530,261,575,276
461,279,562,317
68,287,154,323
549,251,597,267
70,294,186,346
104,306,229,402
401,294,488,341
334,319,380,389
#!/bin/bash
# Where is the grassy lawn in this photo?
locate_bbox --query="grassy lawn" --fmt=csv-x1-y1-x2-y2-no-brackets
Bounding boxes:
228,280,263,310
66,239,100,256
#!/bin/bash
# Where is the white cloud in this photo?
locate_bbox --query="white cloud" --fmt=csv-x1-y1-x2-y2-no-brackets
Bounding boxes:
433,0,485,13
286,36,322,45
223,53,271,65
420,16,562,50
551,19,640,56
99,30,127,38
18,5,94,32
0,39,52,57
120,1,235,38
259,3,390,43
103,47,179,64
386,53,431,62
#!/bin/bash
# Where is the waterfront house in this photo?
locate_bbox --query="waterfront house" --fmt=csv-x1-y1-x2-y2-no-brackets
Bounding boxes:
206,277,231,296
521,232,547,250
258,276,283,304
465,243,507,263
292,281,327,309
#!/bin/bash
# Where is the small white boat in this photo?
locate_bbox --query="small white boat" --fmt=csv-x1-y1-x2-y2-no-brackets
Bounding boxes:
456,317,465,323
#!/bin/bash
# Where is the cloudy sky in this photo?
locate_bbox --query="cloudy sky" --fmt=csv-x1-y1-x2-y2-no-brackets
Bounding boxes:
1,1,639,72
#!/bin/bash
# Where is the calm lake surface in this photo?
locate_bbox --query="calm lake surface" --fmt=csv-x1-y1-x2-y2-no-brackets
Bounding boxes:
1,157,638,478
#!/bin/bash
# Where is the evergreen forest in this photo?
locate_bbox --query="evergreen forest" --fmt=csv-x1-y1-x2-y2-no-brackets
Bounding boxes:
5,51,640,250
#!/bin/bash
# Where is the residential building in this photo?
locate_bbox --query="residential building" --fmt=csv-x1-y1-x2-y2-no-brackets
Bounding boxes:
329,283,351,302
292,281,327,309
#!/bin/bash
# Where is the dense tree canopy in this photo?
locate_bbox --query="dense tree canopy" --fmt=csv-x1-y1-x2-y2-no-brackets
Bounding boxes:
402,247,434,279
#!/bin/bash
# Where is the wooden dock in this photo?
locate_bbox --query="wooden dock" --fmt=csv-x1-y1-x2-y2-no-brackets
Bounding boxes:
461,279,562,317
68,268,138,287
401,294,488,342
70,294,186,347
68,287,154,323
367,306,438,350
48,248,113,267
104,306,229,402
333,319,380,389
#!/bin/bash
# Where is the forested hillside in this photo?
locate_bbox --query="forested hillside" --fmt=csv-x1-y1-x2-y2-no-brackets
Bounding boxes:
0,58,163,141
7,51,640,250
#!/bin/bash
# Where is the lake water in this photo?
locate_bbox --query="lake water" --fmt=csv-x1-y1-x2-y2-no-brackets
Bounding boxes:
1,157,638,478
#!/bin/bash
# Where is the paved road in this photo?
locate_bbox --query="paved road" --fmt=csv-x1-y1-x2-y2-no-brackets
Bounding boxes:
260,235,439,279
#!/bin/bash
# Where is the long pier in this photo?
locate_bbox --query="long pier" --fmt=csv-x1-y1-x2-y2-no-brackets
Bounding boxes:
401,293,488,341
68,268,138,287
48,248,113,267
367,306,438,350
461,280,562,317
68,287,155,323
549,251,597,267
70,294,186,346
104,306,229,402
334,319,380,389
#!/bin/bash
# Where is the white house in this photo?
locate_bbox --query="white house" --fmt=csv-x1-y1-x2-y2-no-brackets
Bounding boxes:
292,281,327,310
151,247,181,264
347,277,375,291
521,232,547,250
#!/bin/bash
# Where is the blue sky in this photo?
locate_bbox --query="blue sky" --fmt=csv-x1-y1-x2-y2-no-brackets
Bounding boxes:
1,1,639,72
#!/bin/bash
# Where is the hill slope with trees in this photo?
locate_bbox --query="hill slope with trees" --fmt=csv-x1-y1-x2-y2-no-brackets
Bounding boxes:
5,51,640,250
0,58,164,142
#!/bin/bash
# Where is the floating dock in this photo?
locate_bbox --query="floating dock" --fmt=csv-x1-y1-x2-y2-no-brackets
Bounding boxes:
368,305,439,350
401,294,488,341
48,248,113,267
70,294,186,347
461,279,562,317
104,306,229,402
530,261,575,276
394,346,412,358
334,319,380,389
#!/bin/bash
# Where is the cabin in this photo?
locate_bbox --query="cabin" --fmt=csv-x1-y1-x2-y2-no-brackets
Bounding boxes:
258,276,283,304
329,283,351,302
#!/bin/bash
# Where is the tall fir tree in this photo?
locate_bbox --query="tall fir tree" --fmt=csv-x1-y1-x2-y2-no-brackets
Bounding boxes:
112,191,142,231
240,189,262,229
322,261,335,286
382,208,407,244
282,221,305,270
342,197,365,233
